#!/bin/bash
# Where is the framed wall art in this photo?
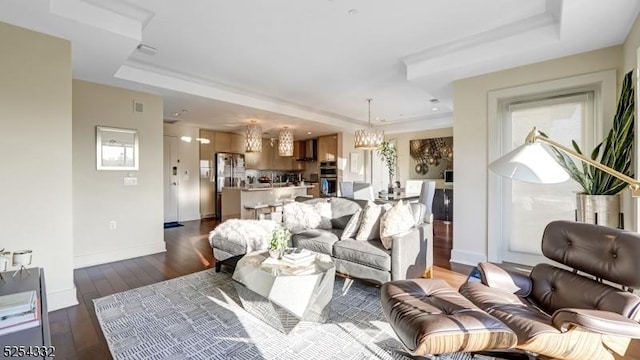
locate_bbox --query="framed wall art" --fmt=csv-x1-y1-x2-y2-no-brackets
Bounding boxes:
409,136,453,179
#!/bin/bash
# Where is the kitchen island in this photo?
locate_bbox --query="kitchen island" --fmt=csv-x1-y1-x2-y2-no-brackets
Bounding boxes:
221,184,316,221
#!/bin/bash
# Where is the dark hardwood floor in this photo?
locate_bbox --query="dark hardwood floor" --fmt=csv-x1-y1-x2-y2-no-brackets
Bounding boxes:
49,218,460,360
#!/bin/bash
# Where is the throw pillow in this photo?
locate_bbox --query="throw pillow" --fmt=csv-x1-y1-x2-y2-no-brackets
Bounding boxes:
355,202,391,241
282,202,321,232
282,201,332,232
380,200,416,249
340,209,362,240
315,201,332,229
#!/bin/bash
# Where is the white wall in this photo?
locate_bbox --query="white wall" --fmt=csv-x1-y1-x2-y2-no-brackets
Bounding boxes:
452,46,623,266
163,123,201,221
73,80,165,268
0,22,77,310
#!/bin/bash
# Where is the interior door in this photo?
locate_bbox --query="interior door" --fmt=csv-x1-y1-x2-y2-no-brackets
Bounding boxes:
164,136,179,223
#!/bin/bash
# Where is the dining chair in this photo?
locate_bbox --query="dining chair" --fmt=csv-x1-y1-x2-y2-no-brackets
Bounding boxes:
419,181,436,217
340,181,354,198
353,182,374,201
404,180,424,195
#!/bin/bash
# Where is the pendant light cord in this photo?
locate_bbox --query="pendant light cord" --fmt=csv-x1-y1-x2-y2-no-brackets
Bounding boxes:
367,98,372,128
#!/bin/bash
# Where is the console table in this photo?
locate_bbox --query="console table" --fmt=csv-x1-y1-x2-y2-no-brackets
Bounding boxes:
0,268,51,359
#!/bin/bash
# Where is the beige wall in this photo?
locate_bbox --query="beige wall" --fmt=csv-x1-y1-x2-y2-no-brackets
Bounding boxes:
0,22,76,310
452,46,623,265
73,80,165,268
623,14,640,75
163,123,201,221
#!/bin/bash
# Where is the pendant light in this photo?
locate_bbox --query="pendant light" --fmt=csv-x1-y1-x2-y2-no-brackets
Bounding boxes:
245,120,262,153
354,98,384,150
278,127,294,156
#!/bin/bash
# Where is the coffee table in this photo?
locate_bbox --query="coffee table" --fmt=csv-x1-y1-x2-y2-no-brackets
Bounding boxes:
231,250,335,333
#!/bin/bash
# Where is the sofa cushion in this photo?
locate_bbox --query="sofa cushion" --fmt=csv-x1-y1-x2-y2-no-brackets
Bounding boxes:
340,209,362,240
380,200,416,249
330,197,368,229
355,202,391,241
333,239,391,271
293,229,341,255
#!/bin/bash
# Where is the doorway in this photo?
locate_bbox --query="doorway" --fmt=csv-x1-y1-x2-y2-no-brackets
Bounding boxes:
164,136,179,223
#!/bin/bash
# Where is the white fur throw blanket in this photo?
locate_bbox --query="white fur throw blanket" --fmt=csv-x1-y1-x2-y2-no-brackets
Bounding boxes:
208,219,278,254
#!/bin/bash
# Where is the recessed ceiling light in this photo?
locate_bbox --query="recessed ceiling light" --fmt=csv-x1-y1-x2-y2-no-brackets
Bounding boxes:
307,131,312,135
172,112,181,116
375,117,381,121
180,136,192,143
432,107,439,111
348,9,357,15
430,98,440,104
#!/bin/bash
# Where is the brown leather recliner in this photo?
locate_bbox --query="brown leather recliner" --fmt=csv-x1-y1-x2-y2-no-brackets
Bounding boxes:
382,220,640,359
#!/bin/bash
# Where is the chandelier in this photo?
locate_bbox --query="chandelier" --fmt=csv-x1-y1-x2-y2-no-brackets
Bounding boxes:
278,127,294,156
354,98,384,150
245,121,262,153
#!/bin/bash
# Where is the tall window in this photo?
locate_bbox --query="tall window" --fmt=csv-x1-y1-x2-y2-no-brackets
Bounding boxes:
500,92,595,263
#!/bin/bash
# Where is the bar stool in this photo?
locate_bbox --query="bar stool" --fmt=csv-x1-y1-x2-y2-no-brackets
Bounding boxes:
244,203,269,219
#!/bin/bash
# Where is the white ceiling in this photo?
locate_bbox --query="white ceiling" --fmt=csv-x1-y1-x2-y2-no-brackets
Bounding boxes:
1,0,639,139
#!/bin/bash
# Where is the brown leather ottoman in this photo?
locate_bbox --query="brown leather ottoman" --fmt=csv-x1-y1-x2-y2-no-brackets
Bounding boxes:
381,279,517,356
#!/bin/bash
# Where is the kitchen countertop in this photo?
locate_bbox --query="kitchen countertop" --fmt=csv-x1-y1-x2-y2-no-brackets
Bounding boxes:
225,184,316,192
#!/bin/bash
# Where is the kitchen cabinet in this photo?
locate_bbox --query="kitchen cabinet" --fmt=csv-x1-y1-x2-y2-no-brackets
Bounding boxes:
199,129,216,161
317,134,338,162
272,140,293,170
245,141,271,170
214,132,231,153
230,133,244,153
212,131,244,154
291,141,304,170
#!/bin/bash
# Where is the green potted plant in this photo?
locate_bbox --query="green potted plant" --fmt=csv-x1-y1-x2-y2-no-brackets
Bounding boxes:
377,140,397,194
549,70,634,227
268,225,290,259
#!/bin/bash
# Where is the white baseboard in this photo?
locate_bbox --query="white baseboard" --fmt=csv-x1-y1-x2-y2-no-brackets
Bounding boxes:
47,286,78,311
450,249,487,267
179,214,201,222
74,242,166,269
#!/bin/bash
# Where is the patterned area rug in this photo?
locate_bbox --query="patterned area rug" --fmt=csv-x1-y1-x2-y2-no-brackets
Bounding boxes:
94,269,491,360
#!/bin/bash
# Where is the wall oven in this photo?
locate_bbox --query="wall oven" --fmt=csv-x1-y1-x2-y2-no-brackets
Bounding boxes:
320,176,337,197
320,161,337,177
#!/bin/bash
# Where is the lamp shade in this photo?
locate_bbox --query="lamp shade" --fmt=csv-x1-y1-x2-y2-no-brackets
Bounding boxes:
354,128,384,150
278,127,293,156
354,98,384,150
245,122,262,153
489,143,570,184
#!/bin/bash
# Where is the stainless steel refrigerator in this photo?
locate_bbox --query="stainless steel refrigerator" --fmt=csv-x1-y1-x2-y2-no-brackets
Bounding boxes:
215,153,245,218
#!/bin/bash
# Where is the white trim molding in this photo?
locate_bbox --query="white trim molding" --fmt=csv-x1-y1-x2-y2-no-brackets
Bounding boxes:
47,286,78,311
487,69,617,264
74,242,166,269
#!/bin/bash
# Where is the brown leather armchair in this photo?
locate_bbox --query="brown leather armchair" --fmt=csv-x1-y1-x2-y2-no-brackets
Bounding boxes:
382,220,640,359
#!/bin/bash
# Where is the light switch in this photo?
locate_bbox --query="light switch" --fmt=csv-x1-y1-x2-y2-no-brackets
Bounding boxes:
124,177,138,186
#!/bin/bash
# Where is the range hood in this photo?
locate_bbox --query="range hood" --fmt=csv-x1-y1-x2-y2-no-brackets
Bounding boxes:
296,139,317,162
